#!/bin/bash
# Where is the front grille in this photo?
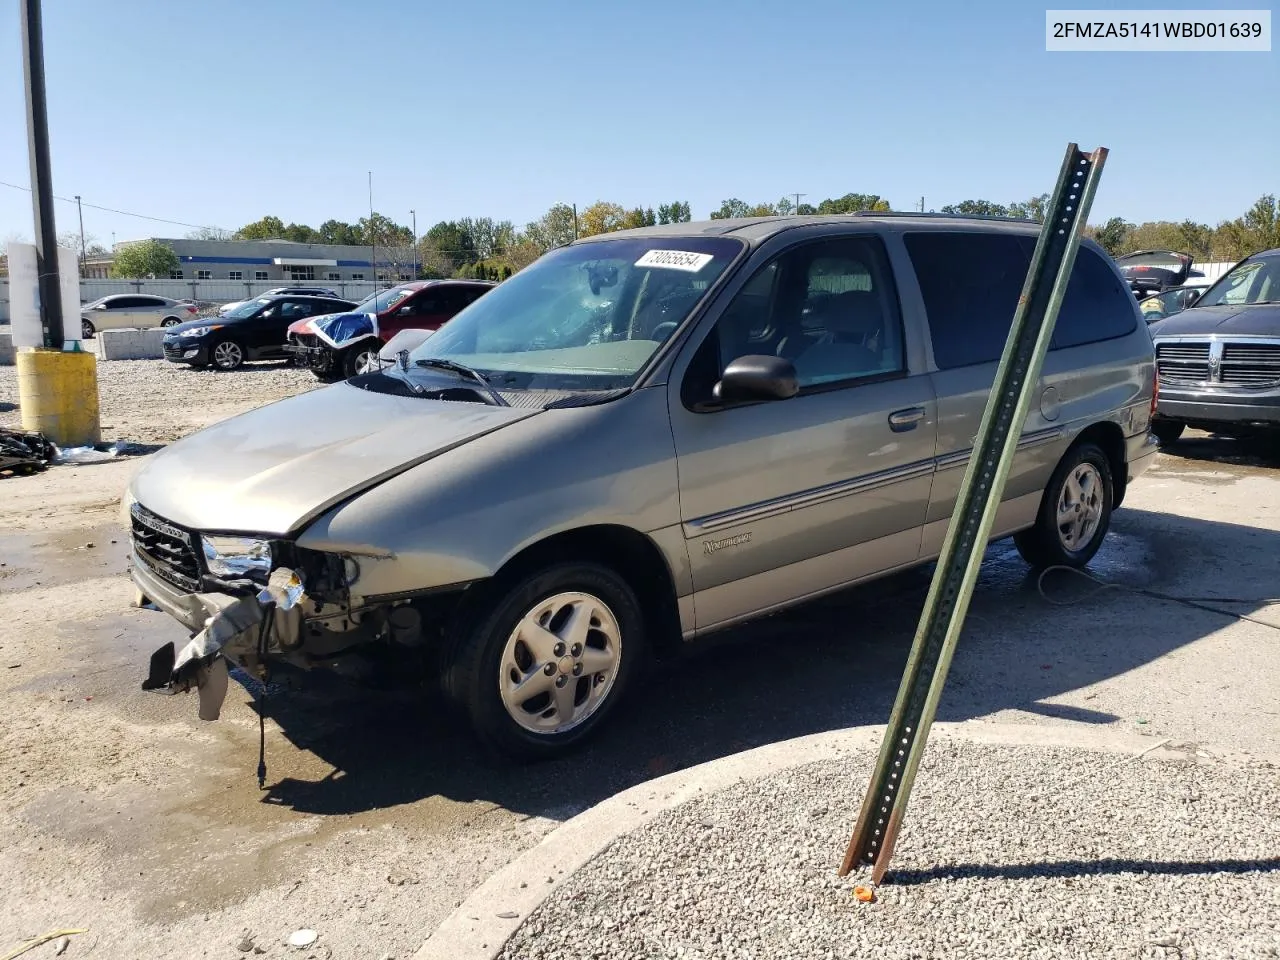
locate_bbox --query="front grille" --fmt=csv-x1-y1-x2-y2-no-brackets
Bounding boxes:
130,503,202,592
1221,342,1280,388
1156,342,1210,386
293,333,320,348
162,343,186,360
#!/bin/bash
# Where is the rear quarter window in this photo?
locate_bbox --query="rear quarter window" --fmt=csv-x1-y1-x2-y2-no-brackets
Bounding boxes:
905,231,1138,369
1052,245,1139,349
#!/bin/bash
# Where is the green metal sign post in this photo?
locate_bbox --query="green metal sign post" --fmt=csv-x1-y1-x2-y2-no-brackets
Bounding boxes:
840,143,1109,884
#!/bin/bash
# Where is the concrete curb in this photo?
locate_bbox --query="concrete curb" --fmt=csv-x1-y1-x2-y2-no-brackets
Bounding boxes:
412,721,1263,960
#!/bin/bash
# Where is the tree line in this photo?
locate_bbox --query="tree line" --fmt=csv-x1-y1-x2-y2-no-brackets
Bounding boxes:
88,190,1278,280
941,194,1280,262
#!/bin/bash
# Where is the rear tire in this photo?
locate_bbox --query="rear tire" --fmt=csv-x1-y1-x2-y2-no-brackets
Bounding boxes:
161,317,181,328
1151,420,1184,446
81,319,95,339
442,562,646,761
1014,441,1114,570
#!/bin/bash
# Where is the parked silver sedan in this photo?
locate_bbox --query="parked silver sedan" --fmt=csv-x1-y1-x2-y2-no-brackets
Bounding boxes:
80,294,198,338
124,214,1157,760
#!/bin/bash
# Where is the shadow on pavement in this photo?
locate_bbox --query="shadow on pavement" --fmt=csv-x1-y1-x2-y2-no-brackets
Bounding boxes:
257,504,1280,823
1158,432,1280,470
887,856,1280,885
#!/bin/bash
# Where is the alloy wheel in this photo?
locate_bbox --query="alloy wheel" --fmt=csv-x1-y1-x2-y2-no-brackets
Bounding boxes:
498,591,622,736
1056,462,1103,552
213,341,243,370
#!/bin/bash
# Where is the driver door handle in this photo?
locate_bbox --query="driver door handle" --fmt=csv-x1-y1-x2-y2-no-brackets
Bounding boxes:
888,406,926,432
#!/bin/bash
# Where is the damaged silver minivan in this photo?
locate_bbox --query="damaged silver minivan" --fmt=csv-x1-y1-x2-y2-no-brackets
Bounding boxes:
126,215,1157,759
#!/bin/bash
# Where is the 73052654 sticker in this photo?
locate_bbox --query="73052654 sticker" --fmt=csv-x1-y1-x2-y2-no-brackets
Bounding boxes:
634,249,714,272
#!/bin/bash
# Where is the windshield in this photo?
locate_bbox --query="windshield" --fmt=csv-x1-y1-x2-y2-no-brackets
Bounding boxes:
1196,255,1280,307
351,286,415,315
223,297,273,319
405,236,744,392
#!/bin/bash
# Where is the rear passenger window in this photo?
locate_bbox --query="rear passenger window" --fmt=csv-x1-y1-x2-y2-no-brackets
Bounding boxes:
904,232,1030,369
906,232,1137,369
1052,246,1138,349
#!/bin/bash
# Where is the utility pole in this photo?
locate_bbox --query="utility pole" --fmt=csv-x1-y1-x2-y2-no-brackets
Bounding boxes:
572,203,579,240
74,194,86,275
16,0,100,449
792,192,805,213
21,0,63,347
368,171,376,288
410,208,417,279
920,196,925,213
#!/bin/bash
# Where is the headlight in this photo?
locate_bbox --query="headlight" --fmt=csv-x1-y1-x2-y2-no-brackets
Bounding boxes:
201,536,272,578
183,324,223,338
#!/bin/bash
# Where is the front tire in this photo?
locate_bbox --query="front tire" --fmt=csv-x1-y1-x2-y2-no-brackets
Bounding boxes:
1014,441,1114,569
1151,420,1184,446
211,339,245,371
81,319,95,339
443,562,645,760
342,341,382,378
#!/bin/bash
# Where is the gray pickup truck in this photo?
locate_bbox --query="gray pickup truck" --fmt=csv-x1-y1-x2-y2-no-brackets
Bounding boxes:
125,214,1157,759
1150,247,1280,444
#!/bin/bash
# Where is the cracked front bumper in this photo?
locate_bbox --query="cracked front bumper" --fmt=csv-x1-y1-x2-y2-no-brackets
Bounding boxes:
134,557,307,720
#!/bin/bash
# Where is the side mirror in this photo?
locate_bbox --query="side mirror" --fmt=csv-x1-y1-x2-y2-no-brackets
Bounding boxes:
713,355,799,404
1184,289,1201,306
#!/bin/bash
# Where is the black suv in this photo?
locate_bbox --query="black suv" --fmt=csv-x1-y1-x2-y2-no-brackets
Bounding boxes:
163,294,356,370
1149,248,1280,444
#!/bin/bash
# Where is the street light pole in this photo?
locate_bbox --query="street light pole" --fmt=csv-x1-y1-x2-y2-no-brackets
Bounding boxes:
75,194,86,275
20,0,64,346
410,208,417,279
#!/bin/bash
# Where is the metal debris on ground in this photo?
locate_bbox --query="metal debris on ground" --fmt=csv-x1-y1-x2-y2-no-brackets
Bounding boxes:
54,440,149,464
287,929,319,948
0,428,56,478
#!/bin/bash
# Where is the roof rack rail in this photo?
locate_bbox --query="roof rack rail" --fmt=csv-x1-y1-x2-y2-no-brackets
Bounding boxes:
846,210,1039,224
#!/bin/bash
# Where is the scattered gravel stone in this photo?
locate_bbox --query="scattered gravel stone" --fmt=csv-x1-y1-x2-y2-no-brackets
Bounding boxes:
501,742,1280,960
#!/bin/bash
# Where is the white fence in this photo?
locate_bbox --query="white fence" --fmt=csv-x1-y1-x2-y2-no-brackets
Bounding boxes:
0,278,385,322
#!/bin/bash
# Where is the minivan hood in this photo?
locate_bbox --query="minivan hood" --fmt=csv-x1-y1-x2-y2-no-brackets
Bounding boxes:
130,383,539,535
1149,304,1280,339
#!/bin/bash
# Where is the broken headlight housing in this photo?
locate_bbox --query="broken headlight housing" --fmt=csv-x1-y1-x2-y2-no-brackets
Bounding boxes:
201,536,273,579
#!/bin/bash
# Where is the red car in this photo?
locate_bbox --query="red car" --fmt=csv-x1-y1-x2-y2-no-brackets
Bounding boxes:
284,279,496,381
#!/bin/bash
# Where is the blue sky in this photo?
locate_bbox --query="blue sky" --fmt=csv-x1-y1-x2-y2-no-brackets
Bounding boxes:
1,0,1275,246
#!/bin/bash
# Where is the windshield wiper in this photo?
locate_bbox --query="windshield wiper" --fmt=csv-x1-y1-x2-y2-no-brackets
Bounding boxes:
413,357,509,406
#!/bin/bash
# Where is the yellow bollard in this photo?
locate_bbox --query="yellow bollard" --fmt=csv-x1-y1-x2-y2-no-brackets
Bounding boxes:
15,347,101,448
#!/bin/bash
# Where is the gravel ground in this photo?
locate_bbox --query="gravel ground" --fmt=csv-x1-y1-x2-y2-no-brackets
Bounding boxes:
0,357,318,444
501,741,1280,960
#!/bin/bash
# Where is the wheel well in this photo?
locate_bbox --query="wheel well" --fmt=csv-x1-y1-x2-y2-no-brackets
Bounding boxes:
1073,421,1128,507
490,525,684,659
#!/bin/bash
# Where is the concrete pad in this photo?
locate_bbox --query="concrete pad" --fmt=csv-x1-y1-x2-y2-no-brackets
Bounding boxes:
0,331,13,366
95,328,166,361
412,721,1267,960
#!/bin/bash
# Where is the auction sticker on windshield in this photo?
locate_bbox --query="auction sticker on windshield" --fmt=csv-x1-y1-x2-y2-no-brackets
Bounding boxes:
635,250,715,272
